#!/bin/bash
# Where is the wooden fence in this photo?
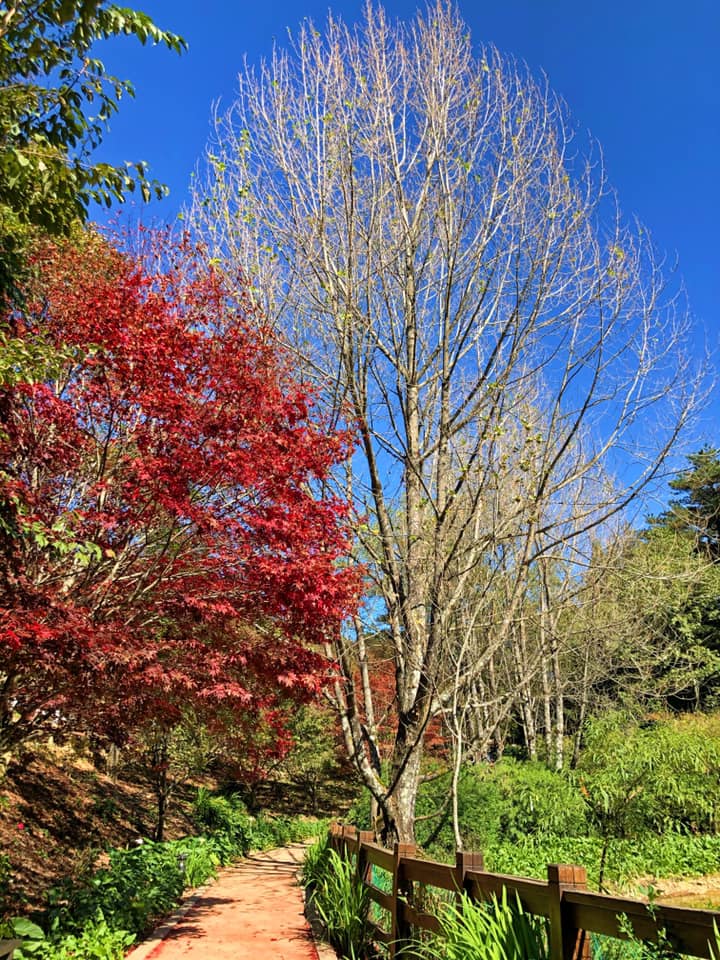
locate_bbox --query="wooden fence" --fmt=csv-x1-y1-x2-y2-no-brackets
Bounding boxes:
328,823,720,960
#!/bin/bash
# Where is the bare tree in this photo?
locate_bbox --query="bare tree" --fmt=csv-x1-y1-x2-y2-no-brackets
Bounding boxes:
191,1,700,841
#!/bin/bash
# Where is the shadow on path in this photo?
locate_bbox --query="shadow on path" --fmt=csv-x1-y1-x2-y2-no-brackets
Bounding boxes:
127,843,321,960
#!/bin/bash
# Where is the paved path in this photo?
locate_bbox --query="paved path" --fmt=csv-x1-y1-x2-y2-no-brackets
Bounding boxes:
127,843,332,960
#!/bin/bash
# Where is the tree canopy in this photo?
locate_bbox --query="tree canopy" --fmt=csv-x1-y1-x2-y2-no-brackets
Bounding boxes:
191,0,700,841
663,448,720,560
0,1,184,232
0,1,184,305
0,228,359,757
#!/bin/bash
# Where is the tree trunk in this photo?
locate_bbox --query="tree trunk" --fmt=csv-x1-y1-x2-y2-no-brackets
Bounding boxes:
572,638,592,767
152,736,170,842
450,720,465,851
514,619,537,759
551,637,565,771
384,744,423,844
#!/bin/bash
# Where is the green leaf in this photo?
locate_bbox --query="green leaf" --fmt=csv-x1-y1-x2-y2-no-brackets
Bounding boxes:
10,919,45,940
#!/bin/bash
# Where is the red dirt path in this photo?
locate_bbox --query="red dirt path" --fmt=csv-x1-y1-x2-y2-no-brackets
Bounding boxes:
126,843,331,960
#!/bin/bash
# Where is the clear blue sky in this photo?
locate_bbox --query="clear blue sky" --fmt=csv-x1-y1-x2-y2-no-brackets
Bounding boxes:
95,0,719,446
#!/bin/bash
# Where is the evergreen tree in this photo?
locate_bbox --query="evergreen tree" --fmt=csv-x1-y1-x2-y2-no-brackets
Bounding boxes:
665,448,720,560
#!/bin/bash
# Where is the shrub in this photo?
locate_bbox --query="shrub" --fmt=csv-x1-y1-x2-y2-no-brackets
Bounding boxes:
577,712,720,838
489,760,588,841
0,852,12,902
351,759,589,857
193,789,254,849
0,917,46,959
193,788,321,858
39,916,135,960
46,840,189,934
278,705,341,812
482,832,720,889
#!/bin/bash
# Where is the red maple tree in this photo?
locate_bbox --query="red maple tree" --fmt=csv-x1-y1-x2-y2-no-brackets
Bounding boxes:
0,229,360,755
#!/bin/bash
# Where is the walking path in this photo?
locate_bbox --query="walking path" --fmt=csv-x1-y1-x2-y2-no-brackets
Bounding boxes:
126,843,333,960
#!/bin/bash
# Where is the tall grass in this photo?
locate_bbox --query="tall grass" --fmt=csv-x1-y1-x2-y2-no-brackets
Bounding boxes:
304,843,371,960
413,889,549,960
301,830,332,889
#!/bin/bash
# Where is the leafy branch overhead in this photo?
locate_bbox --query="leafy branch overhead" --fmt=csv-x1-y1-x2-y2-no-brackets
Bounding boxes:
0,1,186,237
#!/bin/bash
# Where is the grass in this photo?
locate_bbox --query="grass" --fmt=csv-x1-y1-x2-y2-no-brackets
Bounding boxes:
414,890,549,960
304,840,372,960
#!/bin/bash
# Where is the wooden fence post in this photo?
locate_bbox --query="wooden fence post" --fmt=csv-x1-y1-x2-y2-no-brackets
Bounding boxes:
329,821,342,853
390,841,416,959
340,823,355,860
547,864,591,960
455,849,484,907
357,829,374,885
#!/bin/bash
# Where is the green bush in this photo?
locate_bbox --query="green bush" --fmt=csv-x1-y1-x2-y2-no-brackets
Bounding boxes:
46,839,194,935
193,788,255,853
174,836,221,888
351,759,589,857
415,766,507,852
483,832,720,889
490,760,588,841
39,916,135,960
193,788,323,859
0,917,46,959
577,712,720,837
0,852,12,902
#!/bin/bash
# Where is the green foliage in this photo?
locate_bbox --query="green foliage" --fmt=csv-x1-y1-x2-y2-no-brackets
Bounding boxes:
643,448,720,706
353,713,720,893
192,788,326,858
664,448,720,560
413,765,506,852
484,760,588,841
0,917,46,959
194,786,248,830
591,932,647,960
307,848,371,960
577,713,720,837
0,204,33,306
416,890,549,960
573,493,720,715
1,914,133,960
301,831,332,889
192,788,256,854
351,759,588,854
38,917,134,960
592,898,687,960
0,851,12,900
0,1,185,237
45,839,190,935
29,802,323,959
278,705,340,811
483,832,720,889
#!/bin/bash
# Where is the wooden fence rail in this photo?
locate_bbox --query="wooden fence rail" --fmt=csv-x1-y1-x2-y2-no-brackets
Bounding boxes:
328,823,720,960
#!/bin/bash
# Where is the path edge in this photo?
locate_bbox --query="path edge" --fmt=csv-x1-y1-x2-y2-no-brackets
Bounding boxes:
125,844,337,960
302,881,338,960
125,879,215,960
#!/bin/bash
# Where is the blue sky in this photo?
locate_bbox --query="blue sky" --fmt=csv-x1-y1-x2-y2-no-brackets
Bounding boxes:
95,0,719,446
